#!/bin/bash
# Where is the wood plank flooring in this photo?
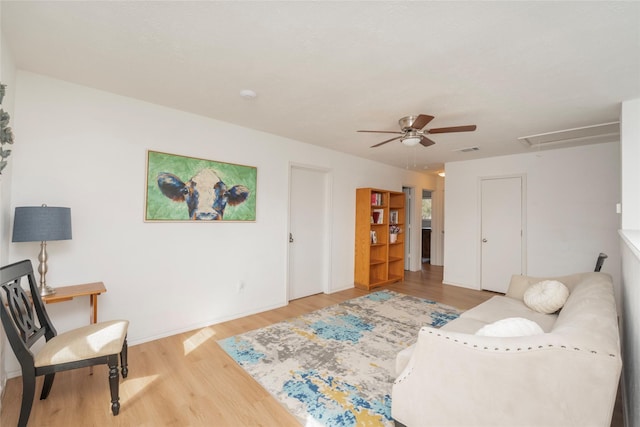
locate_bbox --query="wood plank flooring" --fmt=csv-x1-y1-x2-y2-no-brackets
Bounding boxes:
0,265,622,426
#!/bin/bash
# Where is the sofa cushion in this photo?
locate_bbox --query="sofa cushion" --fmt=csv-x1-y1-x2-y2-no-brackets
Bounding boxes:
506,273,587,300
475,317,544,337
524,280,569,314
460,295,558,332
440,316,490,334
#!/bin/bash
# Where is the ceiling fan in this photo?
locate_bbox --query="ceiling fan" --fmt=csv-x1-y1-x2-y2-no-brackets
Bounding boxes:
358,114,477,148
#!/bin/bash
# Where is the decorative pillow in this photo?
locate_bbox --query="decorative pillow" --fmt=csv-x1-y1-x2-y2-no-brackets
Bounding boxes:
523,280,570,314
475,317,544,337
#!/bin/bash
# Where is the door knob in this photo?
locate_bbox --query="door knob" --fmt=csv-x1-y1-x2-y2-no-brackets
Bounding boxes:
482,238,488,243
289,233,294,243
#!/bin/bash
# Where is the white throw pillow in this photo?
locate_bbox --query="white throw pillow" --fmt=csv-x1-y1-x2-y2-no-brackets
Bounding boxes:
475,317,544,337
523,280,570,314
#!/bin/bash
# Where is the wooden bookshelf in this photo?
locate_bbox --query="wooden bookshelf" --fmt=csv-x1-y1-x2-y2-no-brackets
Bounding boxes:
354,188,406,290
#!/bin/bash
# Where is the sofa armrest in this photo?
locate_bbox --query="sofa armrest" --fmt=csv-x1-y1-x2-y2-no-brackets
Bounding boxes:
392,326,621,427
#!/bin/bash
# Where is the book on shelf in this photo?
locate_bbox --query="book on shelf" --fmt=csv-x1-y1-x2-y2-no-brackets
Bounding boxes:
372,209,384,224
390,210,398,225
370,230,377,244
371,192,383,206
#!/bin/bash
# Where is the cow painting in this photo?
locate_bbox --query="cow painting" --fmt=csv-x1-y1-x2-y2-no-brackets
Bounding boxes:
157,169,250,220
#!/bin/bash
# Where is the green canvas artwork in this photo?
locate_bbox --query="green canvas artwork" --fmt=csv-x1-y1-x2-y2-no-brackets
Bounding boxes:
145,150,257,221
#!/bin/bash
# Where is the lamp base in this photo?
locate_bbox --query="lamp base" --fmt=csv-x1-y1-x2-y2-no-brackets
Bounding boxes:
39,284,56,296
36,240,56,296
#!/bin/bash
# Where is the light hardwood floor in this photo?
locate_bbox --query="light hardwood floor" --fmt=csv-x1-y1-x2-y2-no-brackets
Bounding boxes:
1,265,622,426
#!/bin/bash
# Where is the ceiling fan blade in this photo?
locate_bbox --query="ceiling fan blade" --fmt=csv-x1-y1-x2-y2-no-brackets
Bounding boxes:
428,125,477,134
419,136,437,147
410,114,435,130
357,130,403,134
371,136,402,148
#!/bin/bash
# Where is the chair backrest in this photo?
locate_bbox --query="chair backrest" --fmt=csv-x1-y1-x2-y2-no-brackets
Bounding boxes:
0,260,57,367
595,252,608,272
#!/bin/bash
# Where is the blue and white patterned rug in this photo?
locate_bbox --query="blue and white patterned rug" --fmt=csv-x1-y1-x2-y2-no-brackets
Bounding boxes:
218,290,461,427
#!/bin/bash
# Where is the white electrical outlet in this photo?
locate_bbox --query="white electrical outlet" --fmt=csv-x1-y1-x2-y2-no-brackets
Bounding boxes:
616,203,622,214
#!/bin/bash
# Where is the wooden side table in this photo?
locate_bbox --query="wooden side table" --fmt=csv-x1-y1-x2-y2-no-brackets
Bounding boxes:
42,282,107,325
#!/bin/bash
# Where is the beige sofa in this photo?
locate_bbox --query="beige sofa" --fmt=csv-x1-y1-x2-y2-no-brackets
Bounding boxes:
392,272,622,427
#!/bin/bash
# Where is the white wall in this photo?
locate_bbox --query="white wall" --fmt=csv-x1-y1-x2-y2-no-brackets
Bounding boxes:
621,99,640,230
443,142,621,293
619,97,640,427
0,22,17,405
4,71,432,377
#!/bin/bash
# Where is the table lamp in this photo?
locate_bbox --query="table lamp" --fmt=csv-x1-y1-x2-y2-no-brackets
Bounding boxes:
12,205,72,296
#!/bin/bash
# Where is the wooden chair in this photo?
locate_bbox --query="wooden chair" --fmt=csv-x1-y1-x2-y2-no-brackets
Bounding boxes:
0,260,129,427
595,252,608,272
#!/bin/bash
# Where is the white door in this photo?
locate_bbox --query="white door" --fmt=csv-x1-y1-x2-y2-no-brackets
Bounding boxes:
288,166,328,300
481,176,524,293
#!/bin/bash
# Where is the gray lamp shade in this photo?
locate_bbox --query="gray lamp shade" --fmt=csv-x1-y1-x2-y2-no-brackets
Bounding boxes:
12,206,72,242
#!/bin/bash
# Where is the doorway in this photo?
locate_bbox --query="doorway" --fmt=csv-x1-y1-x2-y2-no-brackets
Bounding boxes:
421,190,433,264
480,175,526,293
288,165,331,300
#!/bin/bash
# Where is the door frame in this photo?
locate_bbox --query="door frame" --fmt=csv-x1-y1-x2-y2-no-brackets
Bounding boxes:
477,173,527,289
403,186,413,271
287,163,333,301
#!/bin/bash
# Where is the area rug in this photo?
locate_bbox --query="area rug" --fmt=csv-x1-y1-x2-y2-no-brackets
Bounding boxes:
218,290,461,427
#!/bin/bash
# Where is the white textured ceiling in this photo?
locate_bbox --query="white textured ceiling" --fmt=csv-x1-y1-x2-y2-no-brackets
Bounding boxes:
2,1,639,174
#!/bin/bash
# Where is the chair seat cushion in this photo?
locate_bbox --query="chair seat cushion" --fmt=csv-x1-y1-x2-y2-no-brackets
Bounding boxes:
35,320,129,367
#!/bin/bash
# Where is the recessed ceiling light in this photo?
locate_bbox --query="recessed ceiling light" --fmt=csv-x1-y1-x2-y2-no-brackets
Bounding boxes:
239,89,257,99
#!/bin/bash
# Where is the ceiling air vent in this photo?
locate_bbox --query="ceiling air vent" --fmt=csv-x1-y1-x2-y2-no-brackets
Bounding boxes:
518,122,620,148
453,146,480,153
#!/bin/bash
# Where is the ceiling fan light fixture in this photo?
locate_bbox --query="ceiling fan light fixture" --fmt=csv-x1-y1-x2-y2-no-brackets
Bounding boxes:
239,89,257,99
401,134,421,146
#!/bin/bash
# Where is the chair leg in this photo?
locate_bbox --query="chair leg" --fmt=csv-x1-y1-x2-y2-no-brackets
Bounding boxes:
18,370,36,427
120,337,129,379
107,355,121,416
40,373,56,400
